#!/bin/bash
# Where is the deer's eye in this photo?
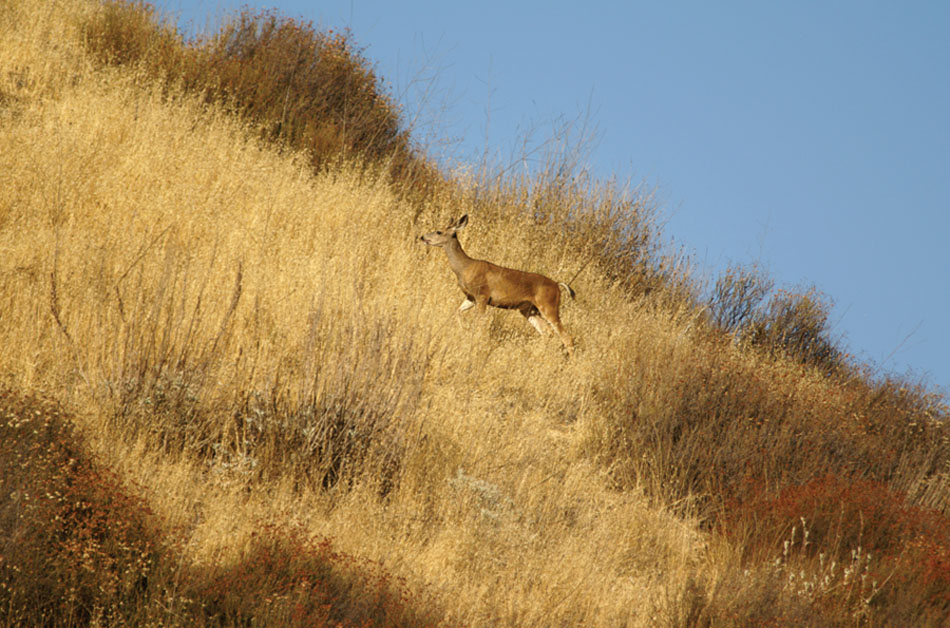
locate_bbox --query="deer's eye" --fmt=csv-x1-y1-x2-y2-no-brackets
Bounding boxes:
436,231,443,235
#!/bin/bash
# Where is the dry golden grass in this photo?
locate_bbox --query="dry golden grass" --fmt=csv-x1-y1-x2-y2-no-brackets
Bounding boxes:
0,3,712,624
3,1,949,625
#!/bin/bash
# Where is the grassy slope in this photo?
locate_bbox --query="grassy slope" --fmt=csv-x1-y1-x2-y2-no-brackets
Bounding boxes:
2,1,948,626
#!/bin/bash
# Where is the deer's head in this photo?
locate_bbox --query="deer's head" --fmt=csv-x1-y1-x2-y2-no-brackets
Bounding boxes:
419,214,468,247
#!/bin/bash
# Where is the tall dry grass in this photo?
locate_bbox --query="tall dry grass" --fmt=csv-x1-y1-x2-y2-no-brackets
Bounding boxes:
1,4,706,624
2,0,949,625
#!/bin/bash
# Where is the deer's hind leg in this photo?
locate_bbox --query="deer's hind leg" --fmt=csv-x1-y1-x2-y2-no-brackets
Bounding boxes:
536,301,574,356
519,305,548,336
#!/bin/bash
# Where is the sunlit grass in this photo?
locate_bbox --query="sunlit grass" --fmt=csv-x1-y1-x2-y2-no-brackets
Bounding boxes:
2,0,948,625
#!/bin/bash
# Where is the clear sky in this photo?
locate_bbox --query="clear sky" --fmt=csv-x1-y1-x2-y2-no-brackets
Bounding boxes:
155,0,949,393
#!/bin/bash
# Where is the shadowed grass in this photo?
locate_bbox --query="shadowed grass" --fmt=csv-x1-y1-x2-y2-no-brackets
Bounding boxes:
0,390,447,627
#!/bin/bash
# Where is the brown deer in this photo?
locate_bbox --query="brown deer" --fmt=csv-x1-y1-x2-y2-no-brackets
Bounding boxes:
419,215,576,355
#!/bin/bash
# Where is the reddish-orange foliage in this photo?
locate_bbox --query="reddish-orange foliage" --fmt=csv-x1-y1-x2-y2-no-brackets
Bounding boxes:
724,473,950,615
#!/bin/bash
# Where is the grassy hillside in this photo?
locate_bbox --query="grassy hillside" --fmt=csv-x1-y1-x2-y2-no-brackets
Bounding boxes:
2,1,949,625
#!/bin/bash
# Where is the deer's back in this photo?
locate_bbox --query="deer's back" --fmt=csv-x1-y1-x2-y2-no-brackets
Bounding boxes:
460,259,558,308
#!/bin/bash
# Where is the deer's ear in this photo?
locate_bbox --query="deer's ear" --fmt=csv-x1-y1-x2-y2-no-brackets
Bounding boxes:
455,214,469,230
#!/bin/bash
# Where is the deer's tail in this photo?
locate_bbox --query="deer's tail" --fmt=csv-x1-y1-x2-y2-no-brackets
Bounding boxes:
558,282,576,300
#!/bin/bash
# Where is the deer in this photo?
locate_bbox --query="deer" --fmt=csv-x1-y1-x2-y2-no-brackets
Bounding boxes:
419,214,576,355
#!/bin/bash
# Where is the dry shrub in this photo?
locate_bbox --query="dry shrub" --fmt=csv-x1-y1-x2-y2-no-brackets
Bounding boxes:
199,11,405,164
599,340,876,505
710,262,773,334
81,0,182,67
0,389,160,625
749,286,844,372
710,263,843,372
222,314,429,493
81,1,442,194
96,244,422,493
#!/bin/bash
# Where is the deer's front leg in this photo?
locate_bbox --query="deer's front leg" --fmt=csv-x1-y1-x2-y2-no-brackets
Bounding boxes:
455,296,476,329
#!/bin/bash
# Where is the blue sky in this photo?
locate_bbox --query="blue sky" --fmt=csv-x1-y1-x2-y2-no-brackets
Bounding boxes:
155,0,949,392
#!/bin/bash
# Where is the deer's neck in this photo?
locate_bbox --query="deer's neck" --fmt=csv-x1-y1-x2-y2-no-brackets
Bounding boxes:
443,236,474,278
